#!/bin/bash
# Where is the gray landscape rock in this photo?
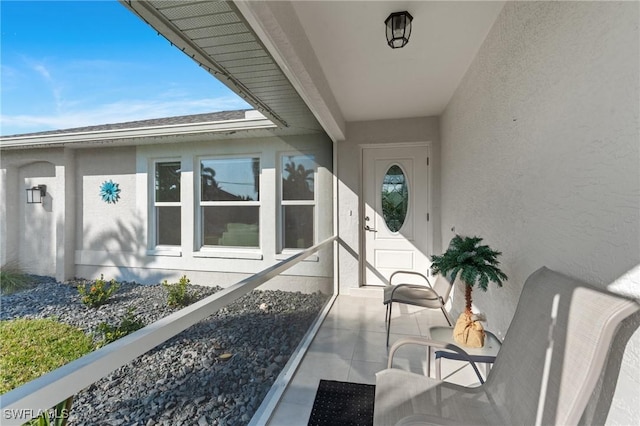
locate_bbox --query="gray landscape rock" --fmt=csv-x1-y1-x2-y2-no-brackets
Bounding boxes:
1,276,328,425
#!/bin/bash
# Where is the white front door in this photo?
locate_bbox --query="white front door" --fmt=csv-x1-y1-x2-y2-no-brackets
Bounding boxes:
362,144,431,286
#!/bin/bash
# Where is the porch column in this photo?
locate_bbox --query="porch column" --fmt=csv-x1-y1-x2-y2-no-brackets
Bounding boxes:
0,165,20,266
54,148,76,281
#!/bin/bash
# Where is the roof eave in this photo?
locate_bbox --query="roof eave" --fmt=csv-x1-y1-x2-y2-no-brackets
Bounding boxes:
0,117,276,149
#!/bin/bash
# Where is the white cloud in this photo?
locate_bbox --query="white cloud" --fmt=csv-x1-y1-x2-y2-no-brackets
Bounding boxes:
2,57,252,136
33,64,52,82
26,61,66,113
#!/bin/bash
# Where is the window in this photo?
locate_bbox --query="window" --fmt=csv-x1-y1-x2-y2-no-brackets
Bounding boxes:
281,154,315,249
382,164,408,232
154,161,181,246
200,157,260,248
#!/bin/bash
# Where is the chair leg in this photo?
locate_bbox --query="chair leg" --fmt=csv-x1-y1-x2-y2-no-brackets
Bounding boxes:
386,303,393,347
385,303,389,328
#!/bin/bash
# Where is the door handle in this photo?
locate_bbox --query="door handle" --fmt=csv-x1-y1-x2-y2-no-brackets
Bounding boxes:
364,225,377,232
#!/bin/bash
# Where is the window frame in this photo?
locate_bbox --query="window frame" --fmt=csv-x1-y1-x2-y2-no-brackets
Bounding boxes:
150,158,182,255
195,154,262,255
278,152,317,253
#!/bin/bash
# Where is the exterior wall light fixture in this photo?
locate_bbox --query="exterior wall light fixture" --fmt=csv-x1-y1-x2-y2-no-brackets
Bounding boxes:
26,185,47,204
385,11,413,49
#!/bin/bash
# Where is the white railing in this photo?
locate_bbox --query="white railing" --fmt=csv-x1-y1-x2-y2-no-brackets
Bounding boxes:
0,236,336,425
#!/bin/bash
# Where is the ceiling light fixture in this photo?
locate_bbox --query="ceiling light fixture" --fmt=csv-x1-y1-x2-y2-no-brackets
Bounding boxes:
385,11,413,49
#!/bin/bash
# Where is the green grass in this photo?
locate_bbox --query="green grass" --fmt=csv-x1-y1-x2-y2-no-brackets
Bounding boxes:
0,318,94,394
0,262,33,295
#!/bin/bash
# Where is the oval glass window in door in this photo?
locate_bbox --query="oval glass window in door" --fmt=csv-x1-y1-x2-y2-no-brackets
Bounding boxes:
382,164,409,232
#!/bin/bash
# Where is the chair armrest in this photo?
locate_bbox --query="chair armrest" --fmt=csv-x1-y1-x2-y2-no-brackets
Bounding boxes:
484,330,502,346
389,270,433,289
388,336,485,384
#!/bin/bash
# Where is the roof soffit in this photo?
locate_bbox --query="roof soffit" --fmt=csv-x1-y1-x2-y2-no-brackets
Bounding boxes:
119,0,326,138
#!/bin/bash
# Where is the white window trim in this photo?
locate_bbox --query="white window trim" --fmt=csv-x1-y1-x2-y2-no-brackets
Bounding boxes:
147,247,182,257
278,152,318,253
149,158,182,255
194,154,263,256
194,248,263,260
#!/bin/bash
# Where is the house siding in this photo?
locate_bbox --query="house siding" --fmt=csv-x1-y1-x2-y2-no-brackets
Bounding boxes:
1,148,73,280
440,1,639,423
76,147,137,252
18,161,57,276
1,133,334,294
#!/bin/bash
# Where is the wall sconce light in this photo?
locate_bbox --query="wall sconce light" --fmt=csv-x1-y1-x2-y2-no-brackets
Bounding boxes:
26,185,47,204
385,11,413,49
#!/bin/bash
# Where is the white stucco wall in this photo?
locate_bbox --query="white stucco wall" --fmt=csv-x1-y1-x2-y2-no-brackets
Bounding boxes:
76,147,138,252
0,148,74,280
0,165,17,267
337,117,440,291
1,133,333,293
73,134,334,293
19,162,57,276
440,1,639,423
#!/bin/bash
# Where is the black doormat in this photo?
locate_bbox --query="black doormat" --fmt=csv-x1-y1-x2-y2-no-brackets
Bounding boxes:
308,380,375,426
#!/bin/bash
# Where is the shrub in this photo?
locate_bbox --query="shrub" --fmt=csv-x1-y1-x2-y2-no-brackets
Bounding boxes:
77,274,119,307
95,308,145,347
0,261,33,295
0,318,94,394
163,275,194,307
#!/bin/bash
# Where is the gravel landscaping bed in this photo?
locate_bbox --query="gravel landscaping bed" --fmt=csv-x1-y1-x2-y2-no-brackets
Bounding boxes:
0,276,329,425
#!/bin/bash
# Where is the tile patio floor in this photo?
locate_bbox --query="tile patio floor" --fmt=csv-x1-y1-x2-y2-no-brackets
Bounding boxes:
267,290,484,425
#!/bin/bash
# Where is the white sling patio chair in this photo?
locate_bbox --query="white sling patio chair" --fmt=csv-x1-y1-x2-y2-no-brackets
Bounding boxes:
375,267,640,426
384,271,453,346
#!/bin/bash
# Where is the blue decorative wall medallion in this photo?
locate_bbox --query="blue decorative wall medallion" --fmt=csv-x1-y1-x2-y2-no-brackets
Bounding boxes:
99,180,121,204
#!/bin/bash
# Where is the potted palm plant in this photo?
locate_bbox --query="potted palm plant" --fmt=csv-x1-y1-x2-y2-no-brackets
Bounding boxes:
430,235,508,347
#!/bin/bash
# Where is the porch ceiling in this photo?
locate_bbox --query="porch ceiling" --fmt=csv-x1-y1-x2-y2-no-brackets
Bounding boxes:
288,1,506,122
121,1,505,142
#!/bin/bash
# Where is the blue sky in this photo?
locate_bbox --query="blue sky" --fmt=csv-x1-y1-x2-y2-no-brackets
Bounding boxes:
0,0,250,136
